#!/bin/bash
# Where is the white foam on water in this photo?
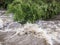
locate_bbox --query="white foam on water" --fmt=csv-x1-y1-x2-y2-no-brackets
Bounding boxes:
0,18,3,28
0,22,60,45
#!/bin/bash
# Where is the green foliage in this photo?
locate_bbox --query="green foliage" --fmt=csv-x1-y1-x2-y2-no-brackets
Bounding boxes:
0,0,13,9
7,0,60,24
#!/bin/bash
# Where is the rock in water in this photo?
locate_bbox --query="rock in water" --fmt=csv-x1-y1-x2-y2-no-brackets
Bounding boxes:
7,22,21,29
0,18,3,29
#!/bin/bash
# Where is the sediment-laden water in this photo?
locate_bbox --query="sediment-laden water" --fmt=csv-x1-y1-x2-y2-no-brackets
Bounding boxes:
0,10,60,45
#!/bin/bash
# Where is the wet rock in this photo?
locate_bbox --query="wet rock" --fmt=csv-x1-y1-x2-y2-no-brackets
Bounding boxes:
7,22,22,29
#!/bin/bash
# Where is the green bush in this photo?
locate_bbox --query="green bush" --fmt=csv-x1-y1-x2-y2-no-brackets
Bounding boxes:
7,0,60,24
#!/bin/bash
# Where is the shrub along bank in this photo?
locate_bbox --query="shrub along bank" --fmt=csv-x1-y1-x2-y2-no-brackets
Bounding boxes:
6,0,60,24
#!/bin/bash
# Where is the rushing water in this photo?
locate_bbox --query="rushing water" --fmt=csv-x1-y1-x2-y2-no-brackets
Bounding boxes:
0,10,60,45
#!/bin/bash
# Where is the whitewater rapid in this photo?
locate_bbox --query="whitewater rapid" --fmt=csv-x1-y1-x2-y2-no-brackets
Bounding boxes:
0,10,60,45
